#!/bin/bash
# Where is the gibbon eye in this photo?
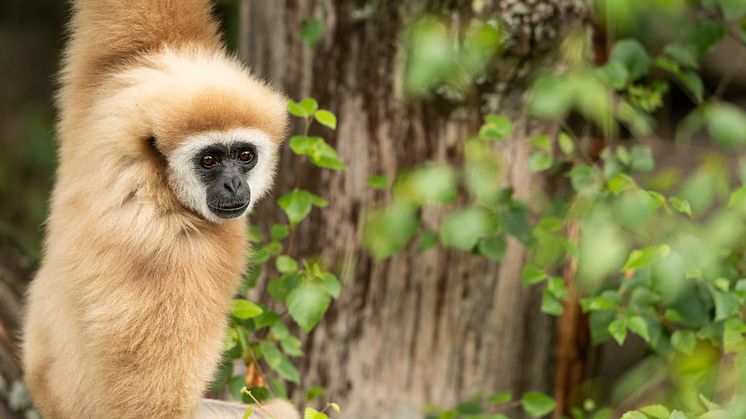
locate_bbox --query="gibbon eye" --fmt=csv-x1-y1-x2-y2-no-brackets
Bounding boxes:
200,154,218,168
238,149,255,163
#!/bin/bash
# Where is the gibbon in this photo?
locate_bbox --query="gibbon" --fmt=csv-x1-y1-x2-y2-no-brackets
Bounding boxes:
21,0,298,418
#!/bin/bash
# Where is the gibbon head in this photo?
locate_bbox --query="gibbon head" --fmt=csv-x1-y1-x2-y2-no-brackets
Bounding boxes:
117,49,288,223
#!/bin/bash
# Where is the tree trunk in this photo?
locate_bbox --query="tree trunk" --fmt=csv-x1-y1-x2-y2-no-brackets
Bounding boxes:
240,1,585,417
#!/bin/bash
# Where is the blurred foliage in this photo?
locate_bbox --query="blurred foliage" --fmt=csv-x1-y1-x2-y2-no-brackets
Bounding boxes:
405,16,503,97
382,0,746,418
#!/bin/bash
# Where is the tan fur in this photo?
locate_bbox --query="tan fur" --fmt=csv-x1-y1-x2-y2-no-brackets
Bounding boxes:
22,1,290,418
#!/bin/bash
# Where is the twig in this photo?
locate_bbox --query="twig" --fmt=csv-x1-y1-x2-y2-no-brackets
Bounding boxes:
713,43,745,99
241,388,275,419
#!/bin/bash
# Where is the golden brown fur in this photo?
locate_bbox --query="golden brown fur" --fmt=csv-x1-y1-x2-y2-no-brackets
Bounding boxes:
22,1,290,418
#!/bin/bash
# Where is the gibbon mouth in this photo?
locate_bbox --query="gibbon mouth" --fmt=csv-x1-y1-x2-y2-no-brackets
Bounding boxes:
208,201,250,218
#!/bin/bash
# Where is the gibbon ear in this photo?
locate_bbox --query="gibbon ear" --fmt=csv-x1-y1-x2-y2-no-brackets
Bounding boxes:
142,135,168,165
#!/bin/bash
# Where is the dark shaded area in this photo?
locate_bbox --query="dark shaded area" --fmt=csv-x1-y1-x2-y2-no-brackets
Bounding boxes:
0,0,65,257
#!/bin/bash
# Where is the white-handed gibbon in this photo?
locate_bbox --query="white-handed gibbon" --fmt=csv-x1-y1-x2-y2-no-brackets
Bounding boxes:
21,1,298,418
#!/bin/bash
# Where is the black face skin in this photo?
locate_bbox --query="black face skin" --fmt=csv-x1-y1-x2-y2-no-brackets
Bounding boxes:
194,142,258,219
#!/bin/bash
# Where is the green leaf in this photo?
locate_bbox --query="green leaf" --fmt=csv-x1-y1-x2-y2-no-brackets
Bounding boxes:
530,135,552,152
679,70,704,103
622,245,670,271
608,318,628,345
329,402,341,413
367,176,388,189
620,412,647,419
522,265,547,285
664,43,699,69
530,75,574,118
278,189,313,226
319,272,342,299
405,17,452,94
569,165,597,191
310,194,328,208
728,187,746,209
479,115,513,140
596,60,630,89
288,100,310,118
418,229,439,252
456,401,483,414
305,386,326,402
607,173,636,194
541,291,564,316
253,310,281,329
288,135,313,154
314,110,337,130
521,392,556,417
301,18,325,49
289,136,346,170
281,335,303,357
364,203,419,259
249,245,271,263
394,164,457,205
278,189,327,226
654,58,704,102
609,39,651,80
242,407,254,419
267,273,300,303
627,315,650,342
304,408,328,419
629,145,654,172
276,255,299,273
685,20,725,57
724,318,746,353
264,241,283,256
669,197,693,217
558,133,574,155
260,342,283,368
478,236,507,262
275,356,301,383
286,282,332,332
259,342,300,383
271,224,290,241
439,207,493,250
529,151,553,172
581,293,621,312
270,321,290,340
640,405,670,419
707,103,746,146
231,299,263,319
501,203,533,245
300,98,319,116
489,390,512,404
671,330,696,355
713,289,740,321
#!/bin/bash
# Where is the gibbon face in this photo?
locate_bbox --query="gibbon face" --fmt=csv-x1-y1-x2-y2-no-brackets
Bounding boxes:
168,128,278,223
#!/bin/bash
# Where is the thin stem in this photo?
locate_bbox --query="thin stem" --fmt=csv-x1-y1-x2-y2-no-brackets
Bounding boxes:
241,388,275,418
713,47,745,99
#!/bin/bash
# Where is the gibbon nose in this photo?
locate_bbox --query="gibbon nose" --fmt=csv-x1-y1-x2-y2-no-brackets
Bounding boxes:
224,177,244,195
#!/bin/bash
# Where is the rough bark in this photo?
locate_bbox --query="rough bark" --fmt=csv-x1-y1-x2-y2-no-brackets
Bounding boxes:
240,1,585,417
